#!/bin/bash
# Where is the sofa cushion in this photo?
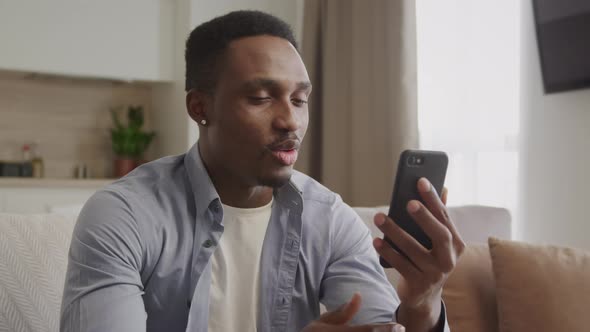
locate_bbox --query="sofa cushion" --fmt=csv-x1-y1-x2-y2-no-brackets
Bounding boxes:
442,244,498,332
353,205,512,245
489,237,590,332
0,213,77,332
353,205,511,289
448,205,511,244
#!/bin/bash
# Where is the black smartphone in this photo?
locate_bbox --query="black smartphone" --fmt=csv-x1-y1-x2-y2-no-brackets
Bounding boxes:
380,149,448,268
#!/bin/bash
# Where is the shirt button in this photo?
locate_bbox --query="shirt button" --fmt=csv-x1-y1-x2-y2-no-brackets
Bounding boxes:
203,239,214,248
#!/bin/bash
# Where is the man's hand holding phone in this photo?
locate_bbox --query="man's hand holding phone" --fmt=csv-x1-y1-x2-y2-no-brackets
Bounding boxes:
373,178,465,332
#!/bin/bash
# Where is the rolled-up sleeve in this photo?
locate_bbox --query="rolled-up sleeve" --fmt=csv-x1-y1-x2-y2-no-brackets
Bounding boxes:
320,199,451,331
319,200,399,325
60,189,146,332
396,301,451,332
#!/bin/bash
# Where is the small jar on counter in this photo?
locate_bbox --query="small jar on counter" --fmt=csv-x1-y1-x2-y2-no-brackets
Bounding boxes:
30,142,44,178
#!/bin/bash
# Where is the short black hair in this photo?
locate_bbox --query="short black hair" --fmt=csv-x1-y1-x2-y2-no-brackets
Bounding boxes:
185,10,298,92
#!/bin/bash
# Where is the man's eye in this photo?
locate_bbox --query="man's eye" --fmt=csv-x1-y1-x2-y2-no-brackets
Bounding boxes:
292,98,308,107
248,96,271,104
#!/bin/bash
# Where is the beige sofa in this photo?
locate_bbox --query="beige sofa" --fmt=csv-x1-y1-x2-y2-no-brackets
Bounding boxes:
0,206,513,332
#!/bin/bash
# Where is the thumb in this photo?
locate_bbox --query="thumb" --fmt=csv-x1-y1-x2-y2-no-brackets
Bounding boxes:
366,323,406,332
318,293,362,325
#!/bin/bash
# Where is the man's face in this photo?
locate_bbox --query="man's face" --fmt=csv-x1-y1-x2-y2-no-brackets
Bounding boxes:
202,35,311,188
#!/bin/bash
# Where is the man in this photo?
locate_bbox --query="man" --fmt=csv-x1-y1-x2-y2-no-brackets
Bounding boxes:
61,10,464,332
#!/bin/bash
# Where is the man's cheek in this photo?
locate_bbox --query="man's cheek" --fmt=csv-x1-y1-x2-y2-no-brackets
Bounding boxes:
299,118,309,140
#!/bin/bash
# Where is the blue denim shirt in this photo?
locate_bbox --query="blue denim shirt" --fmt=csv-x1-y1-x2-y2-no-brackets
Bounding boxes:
61,143,449,332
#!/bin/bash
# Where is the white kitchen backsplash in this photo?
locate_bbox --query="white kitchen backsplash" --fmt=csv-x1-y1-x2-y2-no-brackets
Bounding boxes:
0,72,154,178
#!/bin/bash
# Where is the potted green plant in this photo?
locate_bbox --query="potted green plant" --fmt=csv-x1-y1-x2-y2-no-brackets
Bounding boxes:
110,105,156,177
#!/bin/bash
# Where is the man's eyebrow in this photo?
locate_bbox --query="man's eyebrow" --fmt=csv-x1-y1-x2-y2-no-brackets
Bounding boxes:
295,81,313,91
242,78,312,91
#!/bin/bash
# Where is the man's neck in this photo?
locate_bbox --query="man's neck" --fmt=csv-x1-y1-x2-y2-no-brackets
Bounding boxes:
215,182,273,208
198,142,274,209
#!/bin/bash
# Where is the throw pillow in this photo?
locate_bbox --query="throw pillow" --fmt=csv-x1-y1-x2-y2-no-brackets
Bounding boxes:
442,244,498,332
489,237,590,332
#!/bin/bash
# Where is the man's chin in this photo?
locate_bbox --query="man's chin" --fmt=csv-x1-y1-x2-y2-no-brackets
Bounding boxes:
259,169,293,188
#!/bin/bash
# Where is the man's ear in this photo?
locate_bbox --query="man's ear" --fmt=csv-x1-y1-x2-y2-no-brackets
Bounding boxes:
186,89,210,125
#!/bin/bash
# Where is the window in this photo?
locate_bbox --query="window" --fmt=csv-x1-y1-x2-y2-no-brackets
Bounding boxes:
416,1,521,230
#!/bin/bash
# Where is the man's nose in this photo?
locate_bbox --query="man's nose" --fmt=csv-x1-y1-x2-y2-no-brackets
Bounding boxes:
273,99,301,132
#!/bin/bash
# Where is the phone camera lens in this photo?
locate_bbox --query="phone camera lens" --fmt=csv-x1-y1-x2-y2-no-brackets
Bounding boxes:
407,156,416,165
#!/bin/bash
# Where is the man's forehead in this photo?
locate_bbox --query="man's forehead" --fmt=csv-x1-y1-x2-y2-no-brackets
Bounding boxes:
227,35,297,53
241,78,312,91
221,36,310,89
224,36,303,69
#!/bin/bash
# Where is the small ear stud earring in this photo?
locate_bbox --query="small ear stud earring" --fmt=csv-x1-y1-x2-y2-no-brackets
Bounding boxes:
200,119,207,125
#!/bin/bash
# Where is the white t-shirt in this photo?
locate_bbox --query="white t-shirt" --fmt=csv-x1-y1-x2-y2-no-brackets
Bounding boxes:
208,198,273,332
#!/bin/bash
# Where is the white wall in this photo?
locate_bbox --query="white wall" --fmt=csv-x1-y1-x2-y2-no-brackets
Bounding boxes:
191,0,302,39
151,0,194,157
519,1,590,250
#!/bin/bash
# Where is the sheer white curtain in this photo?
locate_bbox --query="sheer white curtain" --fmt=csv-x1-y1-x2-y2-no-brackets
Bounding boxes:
416,1,521,227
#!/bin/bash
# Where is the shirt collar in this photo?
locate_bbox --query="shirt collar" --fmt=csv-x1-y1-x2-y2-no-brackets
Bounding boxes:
184,143,221,219
184,142,304,217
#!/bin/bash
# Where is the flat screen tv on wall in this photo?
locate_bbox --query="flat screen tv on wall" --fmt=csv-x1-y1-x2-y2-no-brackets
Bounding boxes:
533,0,590,93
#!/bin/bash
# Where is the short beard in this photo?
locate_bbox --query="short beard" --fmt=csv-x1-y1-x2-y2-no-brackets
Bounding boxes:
258,173,292,189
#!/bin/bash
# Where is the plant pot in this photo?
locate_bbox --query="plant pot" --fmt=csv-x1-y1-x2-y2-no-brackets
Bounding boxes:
114,158,138,178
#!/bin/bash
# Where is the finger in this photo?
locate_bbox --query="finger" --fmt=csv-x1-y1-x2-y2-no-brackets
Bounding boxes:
319,293,362,325
416,178,465,249
417,178,450,228
407,200,451,248
373,237,420,277
373,213,432,267
347,323,406,332
441,187,448,206
407,200,458,271
310,322,405,332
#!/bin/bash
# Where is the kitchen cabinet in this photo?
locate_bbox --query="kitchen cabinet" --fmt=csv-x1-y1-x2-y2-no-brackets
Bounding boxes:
0,1,173,82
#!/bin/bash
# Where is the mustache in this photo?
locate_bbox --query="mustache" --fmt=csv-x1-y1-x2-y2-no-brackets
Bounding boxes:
267,134,301,150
